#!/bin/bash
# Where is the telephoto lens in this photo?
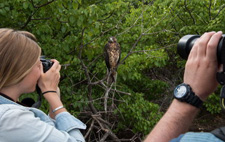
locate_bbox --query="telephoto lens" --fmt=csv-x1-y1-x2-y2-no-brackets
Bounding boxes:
177,34,225,64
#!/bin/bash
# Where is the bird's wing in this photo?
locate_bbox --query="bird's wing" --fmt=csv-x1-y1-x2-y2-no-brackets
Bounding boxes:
104,43,111,70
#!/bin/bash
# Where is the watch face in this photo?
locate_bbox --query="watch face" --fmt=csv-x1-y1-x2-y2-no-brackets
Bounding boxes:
174,85,187,98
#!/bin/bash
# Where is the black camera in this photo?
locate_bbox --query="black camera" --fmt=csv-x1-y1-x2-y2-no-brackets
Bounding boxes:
177,34,225,110
40,56,53,72
28,56,54,108
177,34,225,63
22,56,54,108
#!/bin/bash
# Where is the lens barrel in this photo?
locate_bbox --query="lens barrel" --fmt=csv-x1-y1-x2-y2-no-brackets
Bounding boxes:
177,34,225,64
40,56,53,72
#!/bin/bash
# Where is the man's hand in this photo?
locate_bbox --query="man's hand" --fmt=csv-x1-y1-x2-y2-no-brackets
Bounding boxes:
184,31,222,101
144,31,222,142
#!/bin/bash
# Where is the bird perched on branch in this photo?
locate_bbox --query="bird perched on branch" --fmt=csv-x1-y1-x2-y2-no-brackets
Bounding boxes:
104,37,121,84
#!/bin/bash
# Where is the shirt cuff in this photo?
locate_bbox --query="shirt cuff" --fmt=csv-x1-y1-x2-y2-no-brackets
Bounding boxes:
55,112,86,132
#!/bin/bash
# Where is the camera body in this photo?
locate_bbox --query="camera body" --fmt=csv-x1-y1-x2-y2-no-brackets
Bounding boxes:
32,56,53,108
177,34,225,63
40,56,53,72
177,34,225,110
23,56,54,108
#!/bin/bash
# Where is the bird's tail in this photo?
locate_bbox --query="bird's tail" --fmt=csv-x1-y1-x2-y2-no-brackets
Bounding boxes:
107,69,117,84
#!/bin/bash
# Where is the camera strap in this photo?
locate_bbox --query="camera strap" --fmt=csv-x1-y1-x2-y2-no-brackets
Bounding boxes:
220,85,225,110
31,85,42,108
211,126,225,141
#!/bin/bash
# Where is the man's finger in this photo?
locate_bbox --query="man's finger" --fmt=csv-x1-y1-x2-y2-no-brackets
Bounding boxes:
206,31,222,61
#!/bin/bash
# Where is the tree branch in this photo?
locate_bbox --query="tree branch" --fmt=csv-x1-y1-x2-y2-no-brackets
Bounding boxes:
84,119,95,139
20,11,37,29
31,17,52,20
208,0,212,20
30,0,56,9
213,4,225,20
119,33,143,65
184,0,196,24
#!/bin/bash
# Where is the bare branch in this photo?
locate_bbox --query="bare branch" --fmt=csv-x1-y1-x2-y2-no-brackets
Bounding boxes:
21,0,56,29
98,11,115,22
21,10,37,29
79,28,86,59
104,83,113,112
110,89,131,96
31,17,52,20
84,119,95,139
100,132,109,142
208,0,212,20
72,79,87,87
87,53,104,67
87,85,98,114
213,4,225,20
30,0,56,9
184,0,196,24
116,15,142,36
119,33,143,65
170,7,188,26
92,115,113,127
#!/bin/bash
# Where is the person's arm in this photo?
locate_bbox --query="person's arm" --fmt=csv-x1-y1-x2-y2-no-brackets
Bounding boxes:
145,100,199,142
144,31,222,142
48,87,61,119
38,59,67,118
0,108,85,142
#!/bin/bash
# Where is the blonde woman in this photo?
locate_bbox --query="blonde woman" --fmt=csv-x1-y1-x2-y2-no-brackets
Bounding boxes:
0,28,86,142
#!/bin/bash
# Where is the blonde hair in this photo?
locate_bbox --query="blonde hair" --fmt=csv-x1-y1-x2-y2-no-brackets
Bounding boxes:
0,28,41,89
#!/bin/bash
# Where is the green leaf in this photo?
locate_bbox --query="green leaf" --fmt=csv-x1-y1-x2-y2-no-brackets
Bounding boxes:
77,0,82,4
23,2,28,9
61,26,66,33
69,16,75,24
72,2,78,9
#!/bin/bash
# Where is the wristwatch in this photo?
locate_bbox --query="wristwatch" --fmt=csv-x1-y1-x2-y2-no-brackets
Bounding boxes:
173,83,203,108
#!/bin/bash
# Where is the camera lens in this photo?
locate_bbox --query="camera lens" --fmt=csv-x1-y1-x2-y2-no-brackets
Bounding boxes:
177,34,225,63
40,56,53,72
177,35,200,60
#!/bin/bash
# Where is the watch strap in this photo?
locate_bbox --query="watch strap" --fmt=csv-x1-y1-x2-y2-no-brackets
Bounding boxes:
175,83,203,108
184,88,203,108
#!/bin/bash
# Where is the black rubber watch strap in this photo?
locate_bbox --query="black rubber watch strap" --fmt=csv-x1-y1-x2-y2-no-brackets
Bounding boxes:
174,83,203,108
186,90,203,108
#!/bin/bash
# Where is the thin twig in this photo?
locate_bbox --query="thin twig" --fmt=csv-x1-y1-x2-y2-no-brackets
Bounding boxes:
208,0,212,20
84,119,95,139
213,4,225,20
30,0,56,9
184,0,196,24
104,83,114,112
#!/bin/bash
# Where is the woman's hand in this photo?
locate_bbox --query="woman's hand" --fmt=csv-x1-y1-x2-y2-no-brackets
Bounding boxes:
38,59,61,93
38,60,66,118
183,31,222,101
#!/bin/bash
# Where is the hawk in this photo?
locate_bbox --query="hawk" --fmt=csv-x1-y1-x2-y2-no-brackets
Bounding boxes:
104,37,121,84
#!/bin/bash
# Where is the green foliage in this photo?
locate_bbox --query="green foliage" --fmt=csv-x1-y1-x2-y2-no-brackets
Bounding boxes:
2,0,225,139
116,93,163,135
204,93,222,114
